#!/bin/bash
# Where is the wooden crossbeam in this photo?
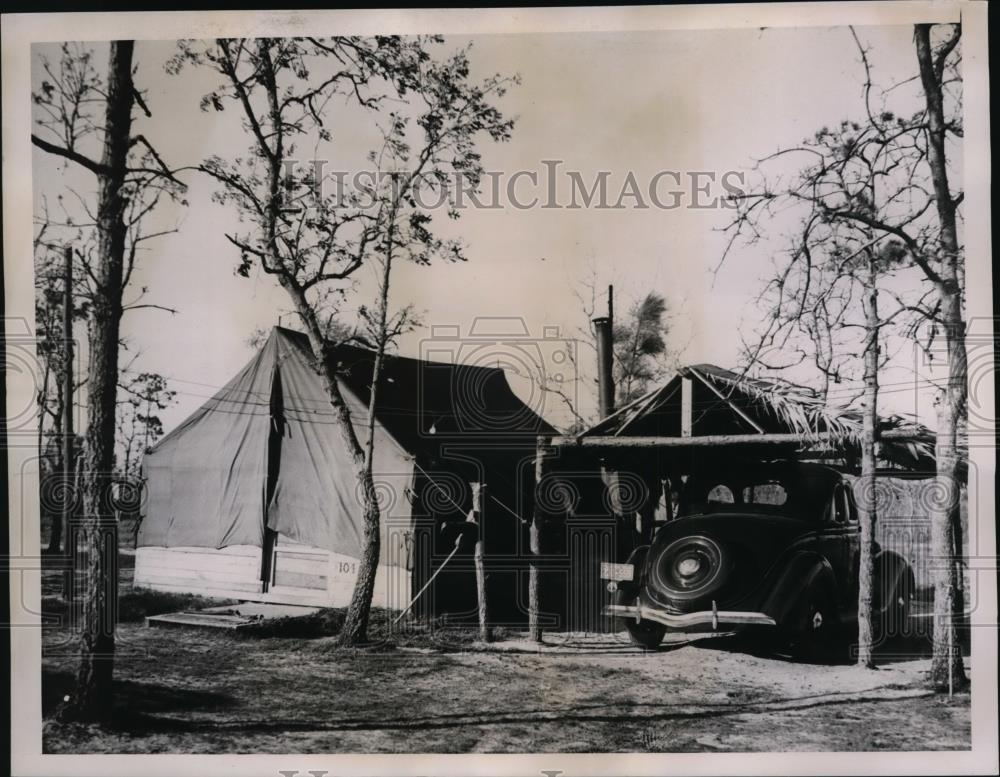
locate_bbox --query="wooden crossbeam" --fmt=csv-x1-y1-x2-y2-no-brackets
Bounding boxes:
551,429,919,449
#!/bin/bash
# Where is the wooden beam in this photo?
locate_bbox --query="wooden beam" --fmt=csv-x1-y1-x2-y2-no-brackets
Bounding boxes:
554,432,811,448
688,366,765,434
553,429,920,449
615,382,678,436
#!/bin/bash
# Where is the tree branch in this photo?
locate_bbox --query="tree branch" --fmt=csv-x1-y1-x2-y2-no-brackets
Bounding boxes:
31,133,107,176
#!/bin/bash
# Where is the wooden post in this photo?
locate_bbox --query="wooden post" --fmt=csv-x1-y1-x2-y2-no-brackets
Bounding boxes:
680,376,693,437
469,482,490,643
529,436,550,642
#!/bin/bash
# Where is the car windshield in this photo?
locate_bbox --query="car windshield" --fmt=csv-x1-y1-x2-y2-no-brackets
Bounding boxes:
679,465,837,519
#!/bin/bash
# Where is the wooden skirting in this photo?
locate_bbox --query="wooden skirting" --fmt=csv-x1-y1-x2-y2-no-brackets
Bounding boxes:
134,544,411,610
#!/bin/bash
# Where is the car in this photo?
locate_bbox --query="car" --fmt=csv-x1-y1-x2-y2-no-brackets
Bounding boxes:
602,460,914,657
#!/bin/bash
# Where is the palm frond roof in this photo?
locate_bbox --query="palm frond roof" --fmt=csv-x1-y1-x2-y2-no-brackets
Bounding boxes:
580,363,950,473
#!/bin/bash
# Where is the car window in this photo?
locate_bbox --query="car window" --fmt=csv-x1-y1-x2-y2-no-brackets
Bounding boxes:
843,484,858,523
706,484,735,504
829,484,849,524
743,482,788,506
678,465,842,519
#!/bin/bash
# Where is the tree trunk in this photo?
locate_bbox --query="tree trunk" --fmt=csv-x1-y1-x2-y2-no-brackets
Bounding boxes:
915,23,968,691
340,263,392,645
53,245,74,558
46,379,65,555
280,278,383,646
339,488,382,645
856,254,879,669
56,40,134,724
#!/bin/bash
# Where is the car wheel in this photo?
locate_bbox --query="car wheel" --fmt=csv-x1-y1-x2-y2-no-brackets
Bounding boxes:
616,587,666,649
790,588,839,662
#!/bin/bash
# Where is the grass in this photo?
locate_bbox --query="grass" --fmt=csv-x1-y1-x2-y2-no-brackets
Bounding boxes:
235,605,512,647
42,587,238,624
41,570,510,648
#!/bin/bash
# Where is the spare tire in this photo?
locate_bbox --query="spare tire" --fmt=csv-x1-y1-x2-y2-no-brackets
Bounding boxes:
646,535,729,609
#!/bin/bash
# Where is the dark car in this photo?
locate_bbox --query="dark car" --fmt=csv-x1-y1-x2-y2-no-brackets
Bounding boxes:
602,461,914,656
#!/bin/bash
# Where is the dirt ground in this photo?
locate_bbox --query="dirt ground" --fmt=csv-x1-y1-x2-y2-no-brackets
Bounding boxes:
41,560,971,754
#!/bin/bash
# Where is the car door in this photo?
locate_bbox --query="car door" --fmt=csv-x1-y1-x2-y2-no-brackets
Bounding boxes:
815,482,858,615
841,482,864,616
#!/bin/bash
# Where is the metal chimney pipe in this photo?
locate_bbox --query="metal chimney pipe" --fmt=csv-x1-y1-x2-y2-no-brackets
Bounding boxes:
593,315,614,419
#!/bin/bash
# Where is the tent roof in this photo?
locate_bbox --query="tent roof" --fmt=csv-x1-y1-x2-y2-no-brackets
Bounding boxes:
278,326,557,446
578,363,942,472
154,326,556,455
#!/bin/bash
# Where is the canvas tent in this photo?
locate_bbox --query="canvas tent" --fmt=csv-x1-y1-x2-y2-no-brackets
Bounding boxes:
136,326,555,615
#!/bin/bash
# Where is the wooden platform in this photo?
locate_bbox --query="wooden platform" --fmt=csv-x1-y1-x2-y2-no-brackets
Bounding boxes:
146,603,321,632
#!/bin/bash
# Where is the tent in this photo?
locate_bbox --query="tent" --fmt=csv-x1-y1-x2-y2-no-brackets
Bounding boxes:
136,326,555,617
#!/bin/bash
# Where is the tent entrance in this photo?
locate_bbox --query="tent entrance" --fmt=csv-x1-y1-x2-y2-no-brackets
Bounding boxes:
258,362,333,601
261,364,284,592
261,527,278,590
268,533,331,592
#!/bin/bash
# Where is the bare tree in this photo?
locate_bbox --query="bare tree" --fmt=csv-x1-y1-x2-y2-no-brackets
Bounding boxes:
34,187,178,556
170,37,516,644
857,248,881,669
914,23,967,692
721,24,965,688
33,214,90,553
115,371,175,481
32,40,185,722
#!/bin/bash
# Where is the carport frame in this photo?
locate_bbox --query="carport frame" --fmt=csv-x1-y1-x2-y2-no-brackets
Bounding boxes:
526,428,927,642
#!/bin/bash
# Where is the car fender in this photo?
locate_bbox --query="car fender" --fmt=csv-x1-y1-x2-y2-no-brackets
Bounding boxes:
616,545,651,599
874,548,914,614
760,551,837,626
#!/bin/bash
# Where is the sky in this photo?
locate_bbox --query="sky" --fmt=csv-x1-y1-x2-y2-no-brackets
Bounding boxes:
31,24,952,434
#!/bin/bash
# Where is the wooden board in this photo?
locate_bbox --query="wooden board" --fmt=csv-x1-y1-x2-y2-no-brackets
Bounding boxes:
136,544,411,609
135,545,263,599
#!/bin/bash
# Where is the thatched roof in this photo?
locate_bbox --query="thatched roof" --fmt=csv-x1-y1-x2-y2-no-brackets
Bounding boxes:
580,363,944,473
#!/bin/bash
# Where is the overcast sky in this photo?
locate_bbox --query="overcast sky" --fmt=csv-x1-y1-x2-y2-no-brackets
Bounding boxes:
31,24,949,433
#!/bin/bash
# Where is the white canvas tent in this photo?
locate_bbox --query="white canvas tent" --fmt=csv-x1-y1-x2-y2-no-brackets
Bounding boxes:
135,327,554,612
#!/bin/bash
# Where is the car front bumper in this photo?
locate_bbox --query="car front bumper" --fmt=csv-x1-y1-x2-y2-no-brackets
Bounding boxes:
605,602,776,631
